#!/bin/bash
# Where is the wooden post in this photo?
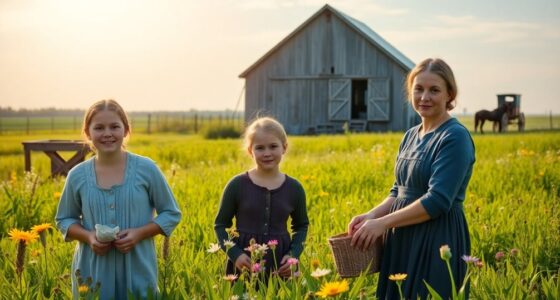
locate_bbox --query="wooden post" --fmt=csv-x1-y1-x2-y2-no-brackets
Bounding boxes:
51,116,55,132
26,116,30,135
147,113,152,134
194,113,198,134
550,110,553,130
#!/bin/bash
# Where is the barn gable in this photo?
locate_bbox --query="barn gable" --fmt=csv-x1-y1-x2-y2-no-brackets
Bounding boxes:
240,4,418,134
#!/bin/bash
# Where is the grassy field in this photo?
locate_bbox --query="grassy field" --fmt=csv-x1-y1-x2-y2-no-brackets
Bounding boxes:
0,129,558,299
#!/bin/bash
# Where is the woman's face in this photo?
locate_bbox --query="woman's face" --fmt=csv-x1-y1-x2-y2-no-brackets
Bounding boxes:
411,71,451,121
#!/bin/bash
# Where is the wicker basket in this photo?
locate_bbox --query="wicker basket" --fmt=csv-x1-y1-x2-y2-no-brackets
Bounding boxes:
328,233,382,278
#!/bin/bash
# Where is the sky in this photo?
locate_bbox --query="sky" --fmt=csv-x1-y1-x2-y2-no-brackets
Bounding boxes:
1,0,559,114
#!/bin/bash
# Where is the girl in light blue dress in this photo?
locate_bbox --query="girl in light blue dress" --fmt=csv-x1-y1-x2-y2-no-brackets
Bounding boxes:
56,99,182,299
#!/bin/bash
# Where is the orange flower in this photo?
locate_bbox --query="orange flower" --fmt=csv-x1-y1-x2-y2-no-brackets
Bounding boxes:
31,223,53,233
8,229,39,245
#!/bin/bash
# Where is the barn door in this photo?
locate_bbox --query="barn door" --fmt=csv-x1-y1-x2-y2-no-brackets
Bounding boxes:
367,78,390,121
328,79,351,121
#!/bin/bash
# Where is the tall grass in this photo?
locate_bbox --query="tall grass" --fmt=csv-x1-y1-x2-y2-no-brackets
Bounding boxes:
0,131,558,298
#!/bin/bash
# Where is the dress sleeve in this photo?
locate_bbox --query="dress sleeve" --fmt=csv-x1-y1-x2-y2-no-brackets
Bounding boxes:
149,162,182,237
419,128,475,218
214,177,245,263
55,168,83,242
288,181,309,258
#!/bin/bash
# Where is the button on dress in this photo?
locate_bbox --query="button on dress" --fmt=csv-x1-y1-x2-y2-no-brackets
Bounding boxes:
377,118,475,299
56,152,182,299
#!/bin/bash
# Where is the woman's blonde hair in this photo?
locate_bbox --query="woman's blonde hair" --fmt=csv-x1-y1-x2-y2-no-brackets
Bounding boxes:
82,99,131,151
243,117,287,151
405,58,458,110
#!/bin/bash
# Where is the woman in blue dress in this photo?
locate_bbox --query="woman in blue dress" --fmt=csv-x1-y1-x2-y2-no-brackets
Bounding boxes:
348,58,475,299
56,99,182,299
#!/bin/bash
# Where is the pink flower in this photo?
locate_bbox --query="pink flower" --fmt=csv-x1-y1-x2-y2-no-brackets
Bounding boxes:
267,240,278,250
287,258,299,266
474,260,484,268
252,263,262,273
495,251,505,261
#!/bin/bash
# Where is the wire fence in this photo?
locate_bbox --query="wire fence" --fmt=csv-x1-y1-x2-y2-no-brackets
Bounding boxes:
0,112,245,135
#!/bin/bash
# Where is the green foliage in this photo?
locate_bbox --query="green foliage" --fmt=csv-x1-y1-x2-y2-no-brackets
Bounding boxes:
203,125,241,140
0,131,558,298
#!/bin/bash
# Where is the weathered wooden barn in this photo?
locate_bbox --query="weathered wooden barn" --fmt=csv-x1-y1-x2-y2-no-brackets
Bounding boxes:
239,4,419,134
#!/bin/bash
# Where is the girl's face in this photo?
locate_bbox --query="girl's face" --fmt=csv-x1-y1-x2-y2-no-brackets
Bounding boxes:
412,71,451,121
87,110,127,155
249,129,286,172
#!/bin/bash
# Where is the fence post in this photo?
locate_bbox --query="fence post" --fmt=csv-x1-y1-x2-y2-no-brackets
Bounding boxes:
26,116,30,135
147,113,152,134
51,116,55,133
550,110,553,130
194,113,198,134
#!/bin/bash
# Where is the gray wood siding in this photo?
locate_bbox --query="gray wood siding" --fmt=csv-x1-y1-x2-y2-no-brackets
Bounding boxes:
243,10,414,134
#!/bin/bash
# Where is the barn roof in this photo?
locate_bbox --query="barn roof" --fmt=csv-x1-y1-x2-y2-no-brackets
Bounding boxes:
239,4,415,78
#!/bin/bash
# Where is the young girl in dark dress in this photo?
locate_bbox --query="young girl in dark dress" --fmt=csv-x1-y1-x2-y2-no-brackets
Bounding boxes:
214,117,309,278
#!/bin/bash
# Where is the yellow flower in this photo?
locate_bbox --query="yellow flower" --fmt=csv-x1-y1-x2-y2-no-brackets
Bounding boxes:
54,191,62,199
315,280,349,298
8,229,39,245
311,258,320,269
389,273,407,281
78,284,89,296
31,223,53,233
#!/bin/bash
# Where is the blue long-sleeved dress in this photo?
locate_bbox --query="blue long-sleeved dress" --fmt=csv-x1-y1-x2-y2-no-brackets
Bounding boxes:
55,152,182,299
376,118,475,299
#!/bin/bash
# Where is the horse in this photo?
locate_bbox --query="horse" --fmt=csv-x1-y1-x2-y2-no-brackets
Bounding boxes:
474,102,511,134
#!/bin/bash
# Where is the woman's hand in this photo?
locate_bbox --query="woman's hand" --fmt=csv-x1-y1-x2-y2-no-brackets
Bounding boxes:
87,231,112,256
114,228,144,254
350,218,385,251
347,212,375,236
277,255,296,278
234,253,252,272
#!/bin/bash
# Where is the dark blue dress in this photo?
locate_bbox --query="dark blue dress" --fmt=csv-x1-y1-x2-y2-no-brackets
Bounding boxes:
376,118,475,300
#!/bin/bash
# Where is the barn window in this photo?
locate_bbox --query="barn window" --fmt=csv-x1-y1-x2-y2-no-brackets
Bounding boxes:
351,79,368,119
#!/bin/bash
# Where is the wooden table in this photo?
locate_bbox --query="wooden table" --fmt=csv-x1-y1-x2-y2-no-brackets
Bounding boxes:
22,140,91,176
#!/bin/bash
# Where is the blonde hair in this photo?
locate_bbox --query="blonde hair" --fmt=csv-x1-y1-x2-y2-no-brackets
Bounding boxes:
82,99,131,151
243,117,287,151
405,58,458,110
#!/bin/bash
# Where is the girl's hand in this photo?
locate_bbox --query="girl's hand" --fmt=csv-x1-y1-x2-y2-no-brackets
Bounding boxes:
87,231,112,256
277,255,295,277
348,212,375,236
234,254,251,272
114,228,143,254
350,218,385,251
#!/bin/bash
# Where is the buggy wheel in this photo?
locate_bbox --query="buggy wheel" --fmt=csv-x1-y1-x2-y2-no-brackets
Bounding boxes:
500,113,509,132
518,113,525,132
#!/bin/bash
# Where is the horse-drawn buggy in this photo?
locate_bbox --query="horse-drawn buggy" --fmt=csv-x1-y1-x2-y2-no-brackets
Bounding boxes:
474,94,525,133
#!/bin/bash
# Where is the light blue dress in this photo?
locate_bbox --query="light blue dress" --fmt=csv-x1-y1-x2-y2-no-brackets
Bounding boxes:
55,152,182,300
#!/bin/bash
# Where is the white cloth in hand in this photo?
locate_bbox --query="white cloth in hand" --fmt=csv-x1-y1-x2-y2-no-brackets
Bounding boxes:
95,224,120,242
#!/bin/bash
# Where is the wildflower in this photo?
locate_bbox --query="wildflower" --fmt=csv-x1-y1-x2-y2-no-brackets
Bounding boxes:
461,255,480,264
251,263,262,273
319,190,329,197
9,229,39,245
223,240,235,249
287,257,299,266
510,248,520,257
257,244,269,253
230,296,240,300
223,274,238,282
31,249,42,258
226,227,239,238
495,251,505,261
32,223,53,248
267,240,278,250
439,245,452,261
388,273,407,281
54,191,62,199
315,280,349,298
311,258,320,269
474,260,484,268
78,285,89,296
207,243,221,253
311,268,331,278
